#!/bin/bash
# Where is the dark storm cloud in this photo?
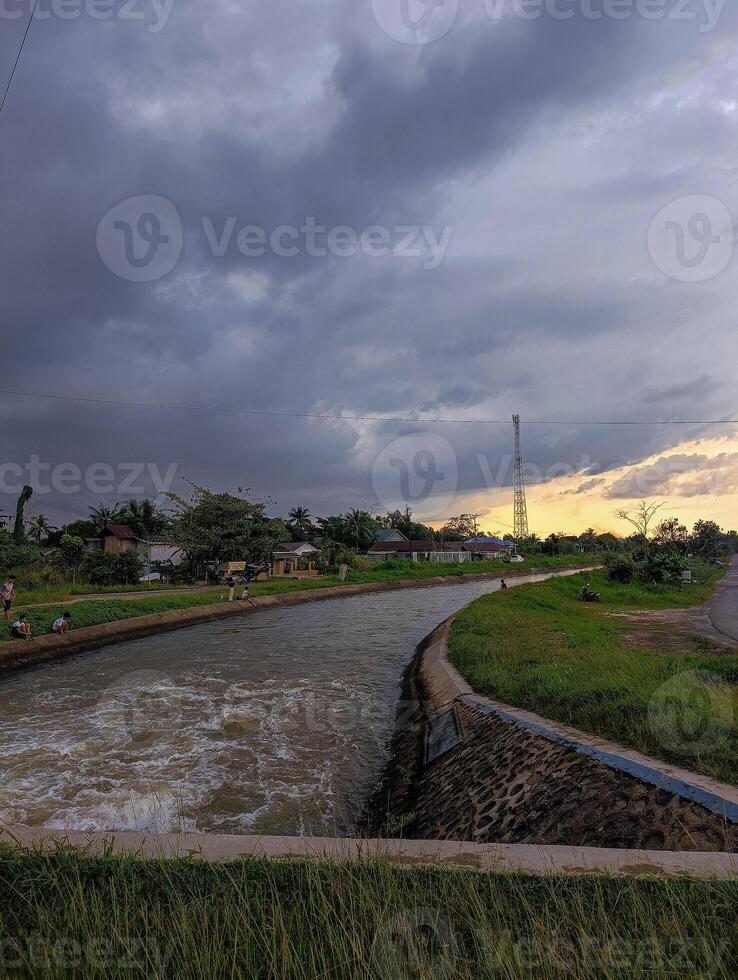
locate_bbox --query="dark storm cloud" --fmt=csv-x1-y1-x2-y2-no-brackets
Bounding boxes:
0,2,737,525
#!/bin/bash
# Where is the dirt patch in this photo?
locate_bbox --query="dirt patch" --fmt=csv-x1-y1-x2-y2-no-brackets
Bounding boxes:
609,604,738,656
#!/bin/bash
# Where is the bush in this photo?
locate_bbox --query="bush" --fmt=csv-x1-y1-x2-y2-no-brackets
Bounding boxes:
635,552,685,586
352,557,373,572
82,550,145,586
9,561,65,591
605,555,634,584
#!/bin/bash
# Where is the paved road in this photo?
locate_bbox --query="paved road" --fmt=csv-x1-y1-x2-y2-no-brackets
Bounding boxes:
709,555,738,642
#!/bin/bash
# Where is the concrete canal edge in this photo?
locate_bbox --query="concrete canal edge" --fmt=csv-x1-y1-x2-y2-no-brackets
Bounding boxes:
414,608,738,827
2,826,738,880
0,565,595,673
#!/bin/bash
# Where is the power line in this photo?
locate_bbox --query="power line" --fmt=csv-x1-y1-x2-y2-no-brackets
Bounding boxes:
0,0,40,119
0,388,737,427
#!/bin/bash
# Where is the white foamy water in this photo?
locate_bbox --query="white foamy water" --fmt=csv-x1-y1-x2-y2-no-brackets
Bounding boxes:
0,576,555,835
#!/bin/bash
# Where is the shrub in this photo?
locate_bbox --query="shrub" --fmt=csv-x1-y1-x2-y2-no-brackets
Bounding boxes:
605,554,634,584
352,557,372,572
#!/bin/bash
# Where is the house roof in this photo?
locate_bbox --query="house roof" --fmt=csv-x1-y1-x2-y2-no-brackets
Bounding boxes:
368,540,469,554
102,524,139,541
465,537,516,549
274,542,319,555
375,528,410,543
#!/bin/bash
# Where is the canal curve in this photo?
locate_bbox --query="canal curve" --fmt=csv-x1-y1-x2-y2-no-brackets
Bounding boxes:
0,572,572,837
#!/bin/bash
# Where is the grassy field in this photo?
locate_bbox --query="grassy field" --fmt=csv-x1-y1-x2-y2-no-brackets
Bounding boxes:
1,555,597,641
0,848,735,979
448,564,738,785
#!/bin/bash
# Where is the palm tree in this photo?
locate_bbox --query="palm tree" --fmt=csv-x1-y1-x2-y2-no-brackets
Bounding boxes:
288,506,313,541
119,499,166,538
89,502,121,534
27,514,56,544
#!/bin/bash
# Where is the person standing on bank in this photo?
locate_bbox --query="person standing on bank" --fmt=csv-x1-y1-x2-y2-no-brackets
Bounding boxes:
1,575,16,622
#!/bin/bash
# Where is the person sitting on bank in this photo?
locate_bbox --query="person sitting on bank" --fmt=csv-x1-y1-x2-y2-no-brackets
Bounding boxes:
51,612,72,635
500,579,508,590
11,614,32,639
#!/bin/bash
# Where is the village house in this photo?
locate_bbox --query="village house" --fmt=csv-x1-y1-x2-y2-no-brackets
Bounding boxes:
367,531,471,564
87,524,183,580
367,531,518,563
272,542,321,577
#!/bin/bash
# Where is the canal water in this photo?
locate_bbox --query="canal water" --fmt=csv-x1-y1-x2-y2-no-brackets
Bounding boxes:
0,574,563,836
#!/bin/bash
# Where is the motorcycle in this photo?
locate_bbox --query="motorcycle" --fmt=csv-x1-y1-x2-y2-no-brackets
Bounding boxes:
579,581,601,603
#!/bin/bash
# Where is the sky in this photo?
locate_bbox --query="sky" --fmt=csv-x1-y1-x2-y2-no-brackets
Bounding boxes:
0,0,736,536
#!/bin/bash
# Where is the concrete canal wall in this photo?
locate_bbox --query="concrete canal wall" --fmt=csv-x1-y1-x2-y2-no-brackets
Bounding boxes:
370,604,738,853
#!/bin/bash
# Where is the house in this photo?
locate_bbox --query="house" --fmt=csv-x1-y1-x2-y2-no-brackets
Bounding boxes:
272,542,321,577
87,524,183,580
367,535,471,564
463,537,518,560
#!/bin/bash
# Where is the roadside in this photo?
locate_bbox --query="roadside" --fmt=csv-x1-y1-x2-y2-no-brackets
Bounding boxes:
710,556,738,643
446,563,738,785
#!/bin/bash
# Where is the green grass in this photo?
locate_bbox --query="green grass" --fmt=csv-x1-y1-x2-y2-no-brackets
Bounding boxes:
0,593,230,642
15,582,203,605
448,564,738,785
0,848,735,979
2,556,596,642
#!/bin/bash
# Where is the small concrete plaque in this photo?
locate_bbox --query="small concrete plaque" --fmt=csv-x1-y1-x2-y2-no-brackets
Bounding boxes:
425,709,461,765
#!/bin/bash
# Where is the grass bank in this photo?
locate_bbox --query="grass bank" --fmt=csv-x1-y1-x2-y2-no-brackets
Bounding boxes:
2,556,596,641
448,564,738,785
0,848,735,979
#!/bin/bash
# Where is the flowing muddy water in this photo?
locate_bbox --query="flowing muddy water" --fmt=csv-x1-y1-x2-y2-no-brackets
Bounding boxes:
0,573,567,836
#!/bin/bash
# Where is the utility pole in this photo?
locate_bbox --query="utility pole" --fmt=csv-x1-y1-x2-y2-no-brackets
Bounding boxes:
512,415,529,538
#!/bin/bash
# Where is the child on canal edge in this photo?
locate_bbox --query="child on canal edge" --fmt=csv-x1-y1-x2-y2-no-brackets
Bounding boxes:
11,614,32,639
52,612,72,635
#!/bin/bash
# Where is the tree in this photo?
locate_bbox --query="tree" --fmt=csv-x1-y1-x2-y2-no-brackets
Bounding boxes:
118,499,169,539
616,500,664,556
288,506,314,541
654,517,689,552
691,520,723,562
378,507,434,540
440,514,481,542
579,528,598,553
59,534,87,586
13,486,33,544
89,502,121,534
166,483,290,576
27,514,56,544
344,509,377,551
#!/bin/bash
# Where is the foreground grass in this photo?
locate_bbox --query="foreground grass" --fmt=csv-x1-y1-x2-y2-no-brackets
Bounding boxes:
0,849,735,979
449,564,738,785
2,556,595,641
